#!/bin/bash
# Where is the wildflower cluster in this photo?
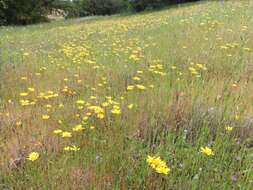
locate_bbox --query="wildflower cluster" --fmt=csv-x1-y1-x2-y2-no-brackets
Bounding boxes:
146,155,170,175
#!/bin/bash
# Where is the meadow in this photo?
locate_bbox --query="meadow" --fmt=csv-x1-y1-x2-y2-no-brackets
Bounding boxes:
0,0,253,189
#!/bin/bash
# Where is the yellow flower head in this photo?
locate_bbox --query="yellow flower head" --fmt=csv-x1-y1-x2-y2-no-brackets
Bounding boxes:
53,129,63,135
200,146,214,156
171,66,177,70
64,145,80,152
20,92,29,97
27,152,39,161
20,99,30,106
225,126,233,132
90,96,96,100
72,124,84,132
111,108,121,115
97,113,105,119
155,166,170,175
136,84,146,90
146,155,170,175
127,85,135,91
42,115,50,120
76,100,85,105
28,88,35,92
133,76,141,81
128,104,134,109
16,121,22,127
62,131,72,138
102,102,109,107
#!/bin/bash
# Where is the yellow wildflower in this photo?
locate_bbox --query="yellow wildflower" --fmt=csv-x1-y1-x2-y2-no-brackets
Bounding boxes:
76,100,85,105
20,92,28,97
102,102,109,107
53,129,63,135
16,121,22,127
27,152,39,161
72,124,84,132
111,108,121,115
90,96,96,100
146,155,170,175
83,116,89,121
28,88,35,92
111,105,121,114
42,115,50,120
127,85,134,91
155,166,170,175
225,126,233,132
20,99,30,106
136,84,146,90
64,145,80,152
128,104,134,109
200,146,214,156
133,76,141,81
62,131,72,138
97,113,105,119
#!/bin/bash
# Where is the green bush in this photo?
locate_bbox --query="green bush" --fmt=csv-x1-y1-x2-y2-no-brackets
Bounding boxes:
71,0,200,17
0,0,201,25
78,0,127,16
129,0,200,12
0,0,6,24
52,0,79,18
0,0,57,25
129,0,163,12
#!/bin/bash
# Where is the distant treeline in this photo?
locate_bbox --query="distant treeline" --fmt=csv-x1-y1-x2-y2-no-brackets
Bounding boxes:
0,0,201,25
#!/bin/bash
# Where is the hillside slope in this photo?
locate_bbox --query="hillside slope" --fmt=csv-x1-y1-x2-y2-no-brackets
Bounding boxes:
0,0,253,189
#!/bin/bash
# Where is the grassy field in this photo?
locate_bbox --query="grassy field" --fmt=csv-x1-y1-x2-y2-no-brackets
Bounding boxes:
0,0,253,189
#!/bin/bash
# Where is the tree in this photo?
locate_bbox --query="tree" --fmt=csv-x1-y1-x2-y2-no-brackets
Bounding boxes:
129,0,162,12
129,0,200,12
0,0,6,24
0,0,57,25
0,0,202,25
78,0,126,16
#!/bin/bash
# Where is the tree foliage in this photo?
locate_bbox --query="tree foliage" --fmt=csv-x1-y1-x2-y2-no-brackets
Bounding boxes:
80,0,126,16
0,0,6,24
0,0,201,25
71,0,200,17
0,0,57,25
129,0,200,12
66,0,127,18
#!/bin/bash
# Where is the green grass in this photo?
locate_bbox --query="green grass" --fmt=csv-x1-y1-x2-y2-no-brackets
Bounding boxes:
0,0,253,189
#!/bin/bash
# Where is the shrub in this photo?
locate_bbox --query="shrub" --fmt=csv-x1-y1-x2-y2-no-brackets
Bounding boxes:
0,0,6,24
78,0,127,16
0,0,57,25
129,0,200,12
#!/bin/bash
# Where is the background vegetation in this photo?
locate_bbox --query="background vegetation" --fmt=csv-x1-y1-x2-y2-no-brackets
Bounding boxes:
0,0,200,25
